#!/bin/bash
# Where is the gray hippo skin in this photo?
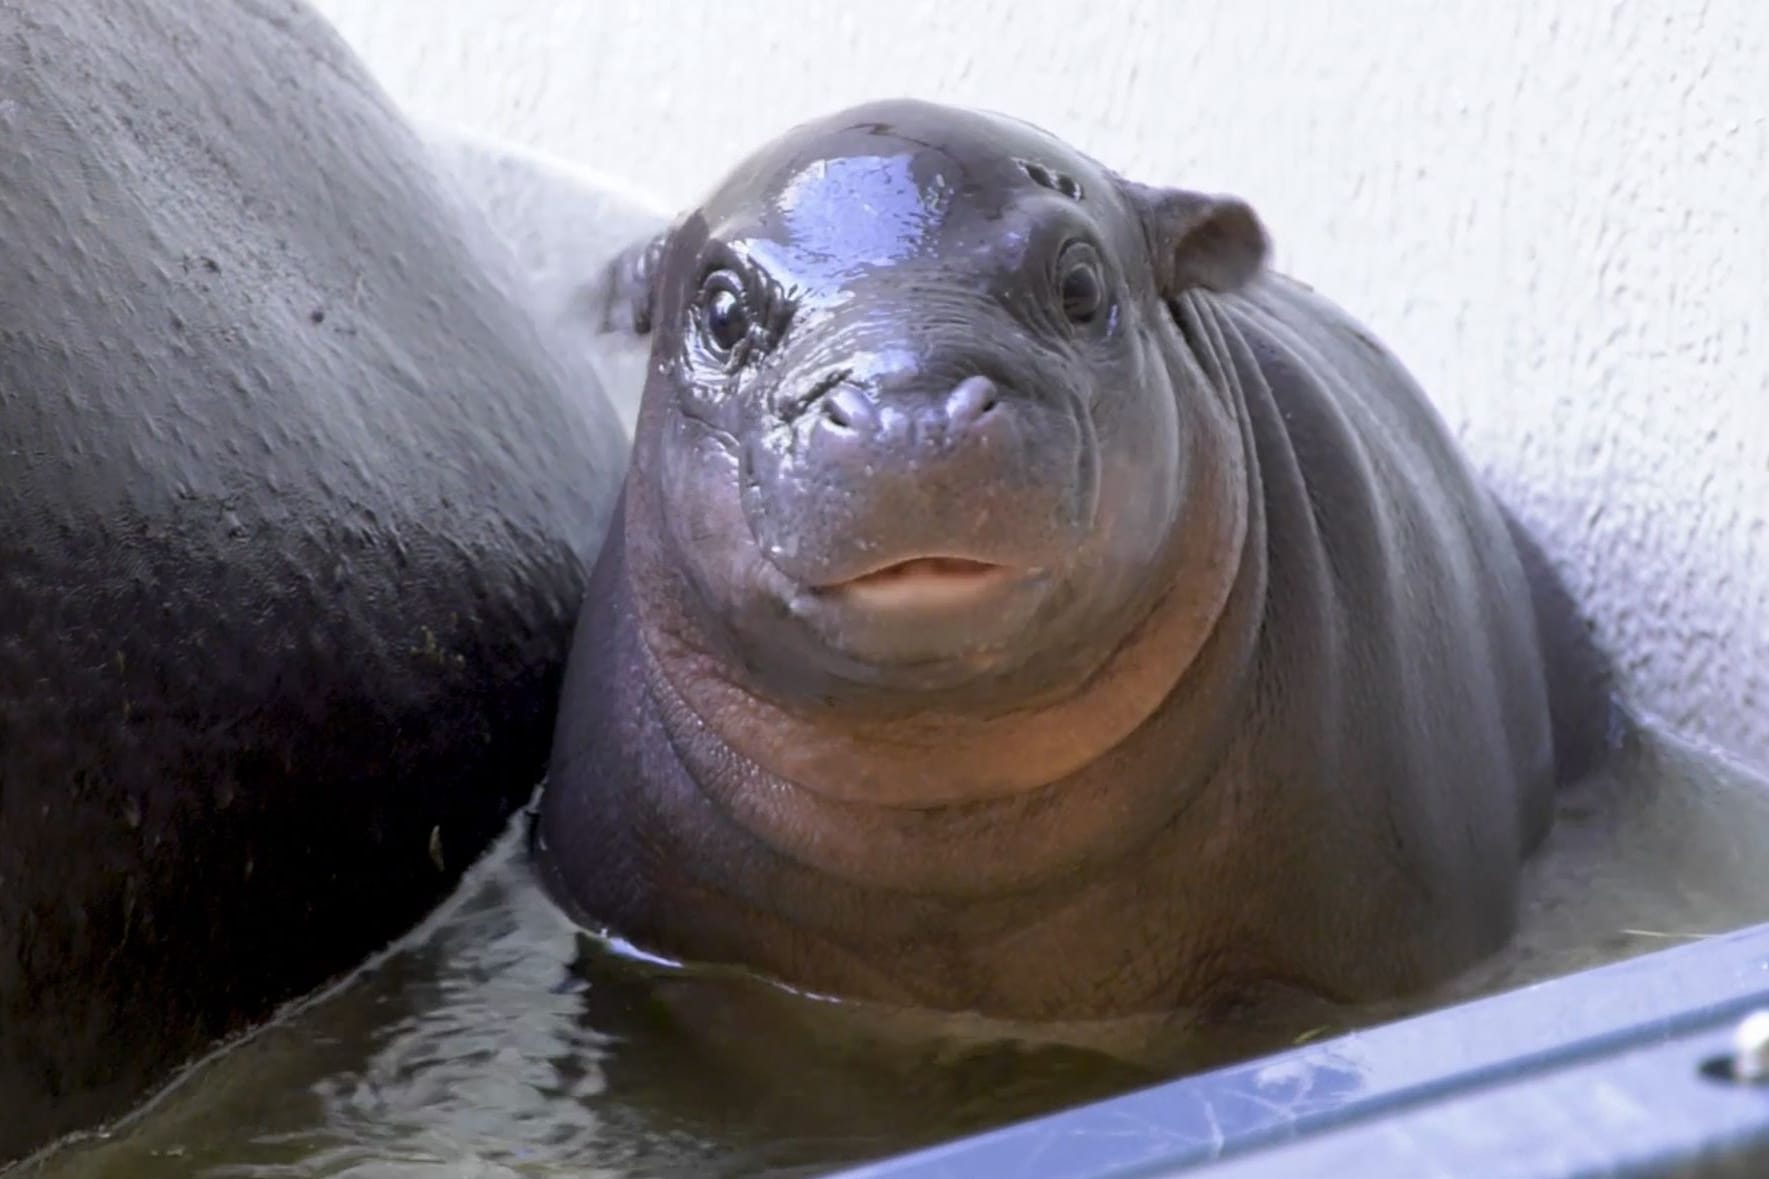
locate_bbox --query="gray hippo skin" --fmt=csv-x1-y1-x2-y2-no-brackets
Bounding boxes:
538,99,1609,1027
0,0,624,1161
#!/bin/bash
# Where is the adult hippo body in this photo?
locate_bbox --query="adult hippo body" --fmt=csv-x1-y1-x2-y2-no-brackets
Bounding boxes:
1,0,625,1161
540,99,1606,1024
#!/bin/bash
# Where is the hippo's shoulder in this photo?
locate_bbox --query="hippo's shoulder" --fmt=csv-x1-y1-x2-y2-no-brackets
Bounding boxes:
1218,270,1438,421
1235,272,1394,361
1213,268,1489,531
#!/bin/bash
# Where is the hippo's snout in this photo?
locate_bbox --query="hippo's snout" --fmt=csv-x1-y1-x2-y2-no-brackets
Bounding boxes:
803,369,1011,474
747,359,1092,587
812,373,1002,448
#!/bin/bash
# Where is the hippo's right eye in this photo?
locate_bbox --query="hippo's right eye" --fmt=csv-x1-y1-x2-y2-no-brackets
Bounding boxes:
699,270,752,358
1057,245,1107,327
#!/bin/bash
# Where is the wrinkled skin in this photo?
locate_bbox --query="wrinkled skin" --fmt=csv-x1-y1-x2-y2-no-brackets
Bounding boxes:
539,99,1612,1023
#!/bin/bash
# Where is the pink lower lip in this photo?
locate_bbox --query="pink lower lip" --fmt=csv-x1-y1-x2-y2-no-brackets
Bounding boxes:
847,557,1003,583
825,557,1016,608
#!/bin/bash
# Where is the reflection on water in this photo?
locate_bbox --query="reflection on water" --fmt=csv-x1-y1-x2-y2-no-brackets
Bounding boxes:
21,721,1769,1178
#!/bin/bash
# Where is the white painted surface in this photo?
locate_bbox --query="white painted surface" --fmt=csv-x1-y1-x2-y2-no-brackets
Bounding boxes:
424,128,664,436
382,2,1769,764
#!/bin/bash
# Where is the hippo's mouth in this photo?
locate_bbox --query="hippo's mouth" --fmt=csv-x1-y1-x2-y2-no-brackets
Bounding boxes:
782,554,1055,670
817,557,1018,610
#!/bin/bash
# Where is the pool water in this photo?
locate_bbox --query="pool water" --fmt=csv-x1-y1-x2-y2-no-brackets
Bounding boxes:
20,721,1769,1178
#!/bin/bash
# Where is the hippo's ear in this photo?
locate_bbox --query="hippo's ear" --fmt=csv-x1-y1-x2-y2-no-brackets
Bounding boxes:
598,228,671,336
1120,180,1269,297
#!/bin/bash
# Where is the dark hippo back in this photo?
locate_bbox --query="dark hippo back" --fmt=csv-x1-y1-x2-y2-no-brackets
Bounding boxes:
0,0,624,1159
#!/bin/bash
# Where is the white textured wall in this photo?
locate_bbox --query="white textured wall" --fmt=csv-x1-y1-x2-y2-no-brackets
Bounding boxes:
320,0,1769,766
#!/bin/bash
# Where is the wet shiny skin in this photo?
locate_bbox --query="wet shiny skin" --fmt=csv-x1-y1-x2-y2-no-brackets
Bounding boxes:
538,98,1600,1027
651,106,1186,696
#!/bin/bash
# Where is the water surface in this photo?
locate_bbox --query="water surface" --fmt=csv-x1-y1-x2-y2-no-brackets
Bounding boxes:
23,721,1769,1178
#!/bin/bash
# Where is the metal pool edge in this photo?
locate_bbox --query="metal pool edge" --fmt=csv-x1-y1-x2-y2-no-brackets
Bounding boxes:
833,921,1769,1178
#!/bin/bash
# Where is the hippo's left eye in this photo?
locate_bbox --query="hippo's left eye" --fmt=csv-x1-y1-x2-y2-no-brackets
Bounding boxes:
699,269,752,358
1057,246,1106,326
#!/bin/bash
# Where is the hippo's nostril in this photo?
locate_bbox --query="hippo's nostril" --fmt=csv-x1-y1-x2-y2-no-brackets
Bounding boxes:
821,385,877,433
945,375,1001,429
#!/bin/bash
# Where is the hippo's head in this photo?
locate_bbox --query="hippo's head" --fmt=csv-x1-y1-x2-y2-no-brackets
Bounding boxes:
618,98,1268,713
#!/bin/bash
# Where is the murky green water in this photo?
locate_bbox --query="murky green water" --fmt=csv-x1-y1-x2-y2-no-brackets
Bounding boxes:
19,721,1769,1179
